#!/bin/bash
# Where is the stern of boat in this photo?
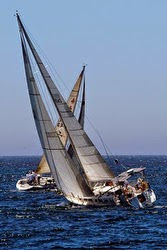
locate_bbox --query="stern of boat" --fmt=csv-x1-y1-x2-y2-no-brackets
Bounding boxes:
130,189,156,209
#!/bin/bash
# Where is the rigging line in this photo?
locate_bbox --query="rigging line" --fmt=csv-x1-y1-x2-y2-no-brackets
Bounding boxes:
33,45,66,99
86,115,127,170
21,20,70,94
36,74,59,126
85,115,127,170
103,144,127,170
94,130,113,167
28,47,59,125
85,115,112,165
29,56,57,125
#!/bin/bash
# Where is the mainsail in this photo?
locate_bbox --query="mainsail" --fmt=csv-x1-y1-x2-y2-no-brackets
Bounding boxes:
18,20,93,198
36,67,85,174
17,14,114,186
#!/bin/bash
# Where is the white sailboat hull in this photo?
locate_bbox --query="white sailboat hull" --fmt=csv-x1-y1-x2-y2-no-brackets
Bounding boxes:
16,177,57,191
66,190,156,208
65,194,116,206
129,189,156,209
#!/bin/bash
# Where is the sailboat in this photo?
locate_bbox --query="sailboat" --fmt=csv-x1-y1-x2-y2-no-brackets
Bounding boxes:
16,67,86,191
16,13,156,208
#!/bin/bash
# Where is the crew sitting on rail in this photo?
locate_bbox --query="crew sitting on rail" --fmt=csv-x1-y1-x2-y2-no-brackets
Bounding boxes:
26,171,39,185
135,178,149,192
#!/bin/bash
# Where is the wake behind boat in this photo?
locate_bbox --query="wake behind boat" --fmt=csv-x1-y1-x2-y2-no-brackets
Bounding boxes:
16,13,156,208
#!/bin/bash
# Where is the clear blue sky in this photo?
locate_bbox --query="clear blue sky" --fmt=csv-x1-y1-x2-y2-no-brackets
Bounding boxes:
0,0,167,155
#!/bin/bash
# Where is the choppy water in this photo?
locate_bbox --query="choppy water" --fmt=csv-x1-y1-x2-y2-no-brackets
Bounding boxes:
0,155,167,249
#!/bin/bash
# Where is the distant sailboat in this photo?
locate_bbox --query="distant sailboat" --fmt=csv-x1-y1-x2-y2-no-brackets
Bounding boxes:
16,13,156,208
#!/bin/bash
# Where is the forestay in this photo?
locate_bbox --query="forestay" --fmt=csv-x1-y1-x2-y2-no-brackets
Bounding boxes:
18,23,93,198
17,14,115,185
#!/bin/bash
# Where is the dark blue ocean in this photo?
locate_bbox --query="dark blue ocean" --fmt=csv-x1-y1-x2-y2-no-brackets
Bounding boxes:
0,155,167,249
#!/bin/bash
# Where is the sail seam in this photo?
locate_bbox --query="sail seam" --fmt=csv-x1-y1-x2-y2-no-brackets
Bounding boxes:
84,162,106,166
38,119,51,121
44,148,68,150
78,153,99,157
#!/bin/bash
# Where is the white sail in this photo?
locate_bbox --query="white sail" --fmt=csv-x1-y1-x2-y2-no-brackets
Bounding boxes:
36,67,85,174
17,15,114,186
18,22,93,198
55,66,85,146
68,77,85,160
78,76,85,128
36,155,50,174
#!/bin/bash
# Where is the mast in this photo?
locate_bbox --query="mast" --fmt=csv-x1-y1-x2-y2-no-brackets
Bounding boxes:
17,14,114,190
